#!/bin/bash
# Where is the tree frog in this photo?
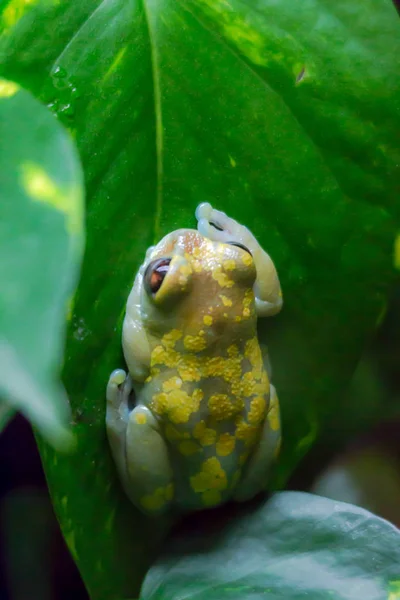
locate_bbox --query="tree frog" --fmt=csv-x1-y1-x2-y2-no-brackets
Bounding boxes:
106,203,282,516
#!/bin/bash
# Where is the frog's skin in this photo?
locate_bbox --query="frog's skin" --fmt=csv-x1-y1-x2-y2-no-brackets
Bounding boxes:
106,203,282,516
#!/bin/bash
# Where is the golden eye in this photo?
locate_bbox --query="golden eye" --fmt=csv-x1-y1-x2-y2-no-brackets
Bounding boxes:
144,258,171,296
227,241,252,256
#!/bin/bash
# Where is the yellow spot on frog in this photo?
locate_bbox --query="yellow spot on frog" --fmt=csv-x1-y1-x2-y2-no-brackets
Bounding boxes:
192,259,203,273
179,264,192,285
229,155,236,168
235,417,259,446
162,376,183,392
150,345,179,368
223,259,236,271
140,484,174,512
190,457,227,506
0,79,18,98
394,235,400,270
208,393,244,420
220,294,232,307
239,371,257,396
227,344,239,358
151,388,203,424
203,314,213,326
161,329,182,348
216,433,236,456
135,412,147,425
244,337,262,367
212,267,234,288
242,253,253,267
177,354,201,382
183,334,206,352
243,307,251,318
192,246,202,258
248,395,267,425
243,288,254,306
179,264,192,276
179,440,200,456
203,356,226,378
21,163,83,236
193,420,217,446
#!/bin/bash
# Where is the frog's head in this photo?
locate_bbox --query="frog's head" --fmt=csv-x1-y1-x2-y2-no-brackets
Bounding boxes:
135,228,257,341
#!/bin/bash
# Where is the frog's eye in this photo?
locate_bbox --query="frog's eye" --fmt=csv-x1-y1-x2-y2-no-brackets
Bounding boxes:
227,241,252,256
144,258,171,296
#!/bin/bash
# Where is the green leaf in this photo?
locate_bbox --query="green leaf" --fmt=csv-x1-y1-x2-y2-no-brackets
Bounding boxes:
141,492,400,600
0,78,84,448
1,1,400,598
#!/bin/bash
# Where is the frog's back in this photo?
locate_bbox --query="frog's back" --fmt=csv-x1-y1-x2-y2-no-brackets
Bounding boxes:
141,335,270,511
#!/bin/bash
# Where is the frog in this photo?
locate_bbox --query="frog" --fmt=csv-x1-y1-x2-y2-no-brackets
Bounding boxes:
106,203,283,516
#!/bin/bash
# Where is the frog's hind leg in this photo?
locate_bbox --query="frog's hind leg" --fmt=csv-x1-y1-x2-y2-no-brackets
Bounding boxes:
124,406,174,516
106,369,133,495
196,202,247,245
233,384,281,502
107,370,174,515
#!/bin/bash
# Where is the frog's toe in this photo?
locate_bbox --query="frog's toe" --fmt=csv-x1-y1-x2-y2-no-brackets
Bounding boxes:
196,203,238,237
195,202,213,221
107,369,127,403
109,369,127,386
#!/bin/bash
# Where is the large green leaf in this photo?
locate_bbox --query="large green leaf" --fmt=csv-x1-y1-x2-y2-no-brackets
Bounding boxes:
0,78,84,448
141,492,400,600
1,1,400,598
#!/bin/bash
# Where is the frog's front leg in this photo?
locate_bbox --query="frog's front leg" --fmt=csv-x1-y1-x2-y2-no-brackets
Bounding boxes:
196,203,282,317
233,385,281,502
106,371,174,516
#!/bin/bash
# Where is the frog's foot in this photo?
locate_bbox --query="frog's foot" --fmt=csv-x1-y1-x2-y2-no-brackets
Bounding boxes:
106,369,133,421
124,406,174,516
196,202,259,258
196,203,283,317
106,369,132,492
196,203,244,244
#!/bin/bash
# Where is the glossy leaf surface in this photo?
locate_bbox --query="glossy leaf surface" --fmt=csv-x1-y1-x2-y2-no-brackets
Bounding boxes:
1,1,400,598
0,79,84,447
141,492,400,600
